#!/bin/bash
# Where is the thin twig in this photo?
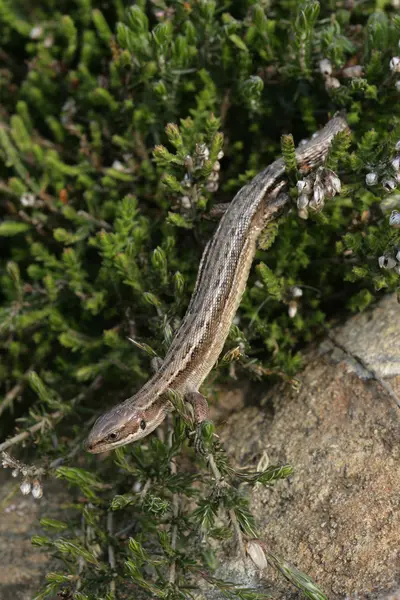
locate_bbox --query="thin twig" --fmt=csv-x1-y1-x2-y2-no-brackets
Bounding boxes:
0,410,63,453
0,375,103,452
168,423,180,585
0,381,24,417
205,451,246,558
228,509,246,559
107,511,117,597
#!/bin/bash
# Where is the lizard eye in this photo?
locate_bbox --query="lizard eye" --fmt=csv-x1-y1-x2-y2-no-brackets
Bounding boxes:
107,432,119,441
140,419,146,430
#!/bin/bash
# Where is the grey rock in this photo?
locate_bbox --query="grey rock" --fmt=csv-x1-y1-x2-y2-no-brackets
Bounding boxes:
216,293,400,599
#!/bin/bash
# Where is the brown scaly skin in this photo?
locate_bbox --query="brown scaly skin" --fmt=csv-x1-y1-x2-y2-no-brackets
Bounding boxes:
85,114,349,454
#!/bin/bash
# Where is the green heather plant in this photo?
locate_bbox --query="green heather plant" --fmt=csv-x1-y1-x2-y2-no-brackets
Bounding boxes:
1,1,400,598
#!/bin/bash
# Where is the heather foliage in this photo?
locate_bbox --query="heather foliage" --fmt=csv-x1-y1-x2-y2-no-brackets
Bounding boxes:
1,1,400,598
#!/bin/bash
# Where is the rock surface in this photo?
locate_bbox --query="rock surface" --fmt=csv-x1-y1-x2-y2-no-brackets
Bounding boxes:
0,471,65,599
218,293,400,599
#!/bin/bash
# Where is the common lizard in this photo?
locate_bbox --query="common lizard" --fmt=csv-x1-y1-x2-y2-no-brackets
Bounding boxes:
85,114,349,454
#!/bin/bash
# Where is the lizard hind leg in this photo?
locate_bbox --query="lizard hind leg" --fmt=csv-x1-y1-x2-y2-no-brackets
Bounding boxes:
185,391,214,454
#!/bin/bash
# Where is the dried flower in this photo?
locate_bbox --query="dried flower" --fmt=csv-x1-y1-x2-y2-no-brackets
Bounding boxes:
297,179,312,194
291,286,303,298
20,480,31,495
390,210,400,228
247,540,269,570
20,193,36,207
30,26,43,39
319,59,332,76
309,185,325,210
184,155,193,172
325,171,342,197
208,171,219,182
298,207,309,220
288,301,298,318
32,480,43,499
342,65,363,78
325,76,341,89
180,196,191,210
366,172,378,186
378,255,397,269
297,193,309,210
383,179,397,192
206,181,218,192
392,157,400,171
390,57,400,73
181,173,191,188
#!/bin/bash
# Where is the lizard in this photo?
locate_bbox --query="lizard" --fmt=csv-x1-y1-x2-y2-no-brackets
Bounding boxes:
85,114,349,454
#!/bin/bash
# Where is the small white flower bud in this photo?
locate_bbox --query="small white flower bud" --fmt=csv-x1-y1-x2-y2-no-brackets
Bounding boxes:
319,59,332,76
379,255,397,269
342,65,363,78
20,480,31,495
181,173,191,188
21,193,36,207
217,150,224,160
2,459,8,468
207,171,219,182
392,156,400,171
213,161,220,172
288,302,298,318
247,540,269,570
325,76,341,89
44,35,54,48
180,196,191,210
312,185,325,206
366,172,378,186
390,57,400,73
297,179,312,194
112,160,125,172
32,480,43,499
291,286,303,298
396,80,400,92
396,249,400,262
390,210,400,228
328,172,342,195
297,193,309,210
12,469,19,478
383,179,397,192
206,181,219,192
184,155,193,172
396,141,400,151
298,207,309,220
30,26,43,39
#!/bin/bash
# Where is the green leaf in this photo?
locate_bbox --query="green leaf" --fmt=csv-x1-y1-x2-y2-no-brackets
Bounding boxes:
229,34,248,52
0,221,30,236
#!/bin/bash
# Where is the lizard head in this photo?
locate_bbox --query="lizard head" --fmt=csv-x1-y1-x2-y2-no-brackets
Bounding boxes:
84,397,168,453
